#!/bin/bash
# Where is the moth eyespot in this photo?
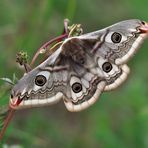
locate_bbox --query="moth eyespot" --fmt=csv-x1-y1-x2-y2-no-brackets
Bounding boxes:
35,75,47,86
141,21,145,25
102,62,112,73
72,82,82,93
10,94,13,98
111,32,122,43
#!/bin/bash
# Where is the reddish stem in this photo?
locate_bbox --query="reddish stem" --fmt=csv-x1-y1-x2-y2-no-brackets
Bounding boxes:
0,107,15,141
30,33,68,66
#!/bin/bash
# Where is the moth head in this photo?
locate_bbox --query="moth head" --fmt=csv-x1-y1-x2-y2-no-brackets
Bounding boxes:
10,68,62,109
101,19,148,65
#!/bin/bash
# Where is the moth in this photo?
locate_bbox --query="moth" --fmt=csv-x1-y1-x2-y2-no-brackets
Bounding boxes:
9,19,148,113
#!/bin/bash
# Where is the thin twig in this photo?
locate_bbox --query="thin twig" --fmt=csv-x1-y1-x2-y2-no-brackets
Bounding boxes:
0,107,15,141
30,33,68,66
63,19,70,34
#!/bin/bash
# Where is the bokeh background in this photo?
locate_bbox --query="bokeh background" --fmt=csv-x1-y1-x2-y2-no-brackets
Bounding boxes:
0,0,148,147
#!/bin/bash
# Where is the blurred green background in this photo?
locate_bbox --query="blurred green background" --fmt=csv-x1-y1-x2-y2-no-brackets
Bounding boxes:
0,0,148,147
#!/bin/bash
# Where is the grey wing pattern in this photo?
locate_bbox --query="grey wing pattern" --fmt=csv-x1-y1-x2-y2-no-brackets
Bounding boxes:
60,38,129,111
65,38,130,92
10,40,107,111
76,19,147,91
79,19,148,65
10,32,130,111
10,19,147,111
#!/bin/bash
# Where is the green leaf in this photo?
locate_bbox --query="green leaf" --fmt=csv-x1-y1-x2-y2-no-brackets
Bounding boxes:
0,78,14,86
